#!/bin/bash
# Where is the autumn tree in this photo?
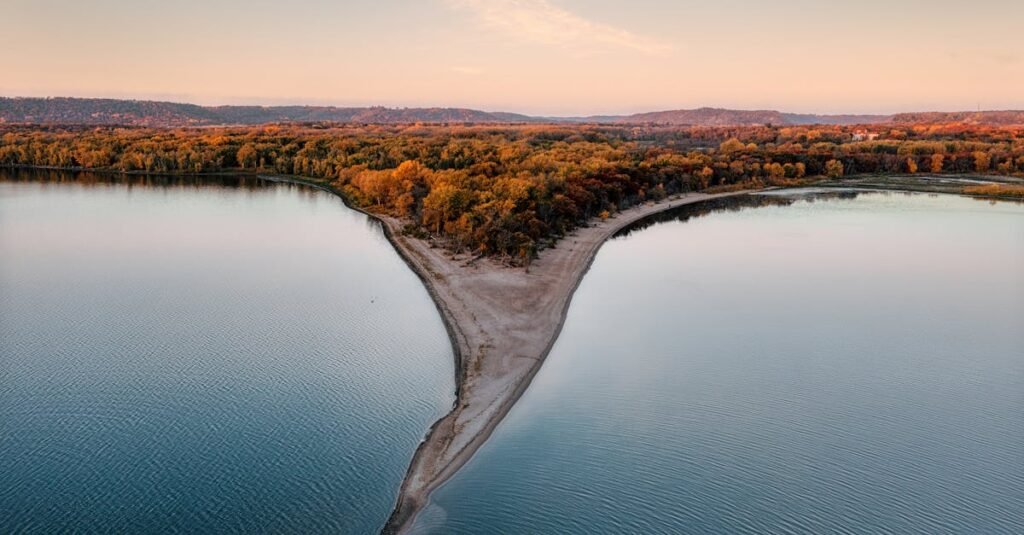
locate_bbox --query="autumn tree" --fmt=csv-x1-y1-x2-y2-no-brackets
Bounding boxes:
719,137,745,154
794,162,806,178
237,143,257,169
392,160,432,216
972,151,991,173
825,159,844,178
697,166,714,189
422,182,469,234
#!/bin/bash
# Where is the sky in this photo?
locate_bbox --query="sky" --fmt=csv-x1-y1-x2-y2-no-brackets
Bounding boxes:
3,0,1022,115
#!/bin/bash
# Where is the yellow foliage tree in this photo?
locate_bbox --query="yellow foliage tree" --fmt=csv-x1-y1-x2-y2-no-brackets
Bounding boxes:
795,162,806,178
237,143,257,169
719,138,745,154
698,166,714,189
906,158,918,174
973,151,991,173
825,159,844,178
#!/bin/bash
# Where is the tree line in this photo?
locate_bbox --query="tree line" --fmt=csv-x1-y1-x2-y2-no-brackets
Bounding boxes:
2,123,1022,263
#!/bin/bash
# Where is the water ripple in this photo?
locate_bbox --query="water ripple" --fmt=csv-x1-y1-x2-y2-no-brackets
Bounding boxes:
419,191,1024,535
1,175,454,534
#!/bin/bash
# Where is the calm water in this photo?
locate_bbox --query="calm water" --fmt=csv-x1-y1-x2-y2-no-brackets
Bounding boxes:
0,171,454,533
416,191,1024,534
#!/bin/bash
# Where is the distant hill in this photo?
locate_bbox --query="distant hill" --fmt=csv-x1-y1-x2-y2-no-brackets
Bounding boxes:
618,108,790,126
207,105,540,124
0,98,219,127
780,113,893,125
1,97,1020,127
0,97,539,126
891,111,1024,126
551,108,891,126
598,108,890,126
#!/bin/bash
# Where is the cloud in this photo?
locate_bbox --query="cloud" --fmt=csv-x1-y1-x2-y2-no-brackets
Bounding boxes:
445,0,671,56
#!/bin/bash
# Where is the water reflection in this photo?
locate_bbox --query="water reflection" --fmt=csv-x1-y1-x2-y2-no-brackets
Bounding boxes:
1,167,275,189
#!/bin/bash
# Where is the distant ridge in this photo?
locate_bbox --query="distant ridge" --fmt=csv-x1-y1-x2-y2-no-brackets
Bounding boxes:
1,97,1021,127
891,111,1024,126
0,97,538,126
621,108,789,126
591,108,891,126
780,112,895,126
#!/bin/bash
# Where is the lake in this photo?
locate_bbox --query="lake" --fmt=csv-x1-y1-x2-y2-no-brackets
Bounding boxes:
415,190,1024,534
0,170,454,533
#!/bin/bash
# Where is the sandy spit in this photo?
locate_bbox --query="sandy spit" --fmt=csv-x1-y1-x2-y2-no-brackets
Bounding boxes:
255,175,751,533
368,190,755,534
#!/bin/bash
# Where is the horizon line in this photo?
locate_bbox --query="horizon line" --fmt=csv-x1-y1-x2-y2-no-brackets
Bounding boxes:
4,94,1023,118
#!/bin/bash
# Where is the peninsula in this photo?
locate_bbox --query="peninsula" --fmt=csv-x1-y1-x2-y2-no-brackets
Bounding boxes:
375,190,749,533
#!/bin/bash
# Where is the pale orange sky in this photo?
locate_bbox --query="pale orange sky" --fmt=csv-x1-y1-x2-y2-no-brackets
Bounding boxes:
3,0,1022,115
